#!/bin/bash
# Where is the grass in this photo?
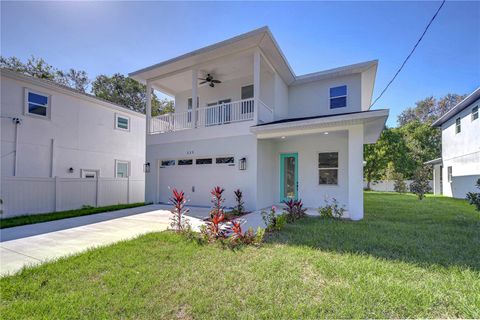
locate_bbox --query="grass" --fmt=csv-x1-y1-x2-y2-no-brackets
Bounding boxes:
1,192,479,318
0,203,147,229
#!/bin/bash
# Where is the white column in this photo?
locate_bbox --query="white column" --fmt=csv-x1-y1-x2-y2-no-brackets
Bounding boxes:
146,81,152,134
253,50,261,124
192,69,198,127
348,124,364,220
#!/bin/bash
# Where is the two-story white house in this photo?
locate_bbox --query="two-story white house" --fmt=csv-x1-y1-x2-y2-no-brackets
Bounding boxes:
130,27,388,220
1,69,146,216
427,87,480,198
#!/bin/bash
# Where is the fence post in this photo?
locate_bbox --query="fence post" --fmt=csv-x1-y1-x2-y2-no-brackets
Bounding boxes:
95,176,100,207
55,176,61,212
127,176,130,204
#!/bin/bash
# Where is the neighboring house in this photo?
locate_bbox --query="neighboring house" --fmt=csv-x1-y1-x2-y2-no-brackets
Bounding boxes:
130,26,388,220
0,69,146,216
427,87,480,198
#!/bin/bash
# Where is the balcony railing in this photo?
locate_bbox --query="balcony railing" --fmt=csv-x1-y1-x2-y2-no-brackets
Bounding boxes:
150,98,273,134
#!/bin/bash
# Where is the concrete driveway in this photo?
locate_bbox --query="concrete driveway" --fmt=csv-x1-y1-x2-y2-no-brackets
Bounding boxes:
0,205,204,277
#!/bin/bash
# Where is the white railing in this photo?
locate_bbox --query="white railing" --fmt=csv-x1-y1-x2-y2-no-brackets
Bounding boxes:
197,98,254,127
151,111,193,133
150,98,256,133
258,99,274,124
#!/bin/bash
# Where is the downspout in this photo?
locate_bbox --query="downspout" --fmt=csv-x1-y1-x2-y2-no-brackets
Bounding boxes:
12,117,22,176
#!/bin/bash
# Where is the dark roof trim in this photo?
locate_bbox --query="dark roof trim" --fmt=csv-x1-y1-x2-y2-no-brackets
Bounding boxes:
432,87,480,127
254,109,389,127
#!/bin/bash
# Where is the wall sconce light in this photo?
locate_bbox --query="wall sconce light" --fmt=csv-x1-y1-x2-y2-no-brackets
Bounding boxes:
239,157,247,170
143,162,151,173
68,167,74,174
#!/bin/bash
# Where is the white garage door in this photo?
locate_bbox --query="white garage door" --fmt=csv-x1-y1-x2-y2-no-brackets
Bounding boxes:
157,157,237,207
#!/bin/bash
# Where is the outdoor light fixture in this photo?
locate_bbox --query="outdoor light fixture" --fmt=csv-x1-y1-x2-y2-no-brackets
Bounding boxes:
239,157,247,170
143,162,151,173
324,132,329,135
281,136,286,139
68,167,74,173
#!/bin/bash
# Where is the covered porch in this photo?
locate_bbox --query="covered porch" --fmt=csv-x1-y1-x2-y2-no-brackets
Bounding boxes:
252,109,389,220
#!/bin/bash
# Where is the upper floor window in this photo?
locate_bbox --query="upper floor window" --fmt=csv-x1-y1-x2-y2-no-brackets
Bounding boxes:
455,117,461,134
115,114,130,131
447,166,452,183
115,160,130,178
25,89,50,118
472,106,479,121
329,85,347,109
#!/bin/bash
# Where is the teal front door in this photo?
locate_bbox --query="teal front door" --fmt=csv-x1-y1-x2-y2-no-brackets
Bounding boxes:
280,153,298,202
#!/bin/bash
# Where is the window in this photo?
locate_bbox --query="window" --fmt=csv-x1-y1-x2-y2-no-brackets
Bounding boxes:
447,166,452,183
455,117,461,134
115,114,130,131
241,85,254,114
178,159,193,165
115,160,130,178
329,85,347,109
81,170,98,179
25,89,49,117
160,160,175,168
472,106,479,121
318,152,338,185
216,156,235,165
196,158,213,165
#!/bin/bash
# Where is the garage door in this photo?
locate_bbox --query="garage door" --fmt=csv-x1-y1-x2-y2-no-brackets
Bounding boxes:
157,157,237,207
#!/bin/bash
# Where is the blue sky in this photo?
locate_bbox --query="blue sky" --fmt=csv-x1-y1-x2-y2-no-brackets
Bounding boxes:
1,1,479,127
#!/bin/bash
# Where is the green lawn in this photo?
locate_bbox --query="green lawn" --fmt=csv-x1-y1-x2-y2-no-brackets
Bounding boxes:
0,203,147,229
1,193,479,318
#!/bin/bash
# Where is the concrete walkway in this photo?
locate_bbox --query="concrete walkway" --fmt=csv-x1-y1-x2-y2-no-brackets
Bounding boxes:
0,205,204,277
0,204,314,277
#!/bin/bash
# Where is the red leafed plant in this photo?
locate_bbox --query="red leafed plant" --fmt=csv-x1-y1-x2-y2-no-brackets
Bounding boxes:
202,186,227,241
169,188,190,232
283,199,307,222
227,220,265,247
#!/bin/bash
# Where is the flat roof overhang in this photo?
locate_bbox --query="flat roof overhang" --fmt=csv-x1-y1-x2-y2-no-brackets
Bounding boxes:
424,158,442,165
250,109,389,143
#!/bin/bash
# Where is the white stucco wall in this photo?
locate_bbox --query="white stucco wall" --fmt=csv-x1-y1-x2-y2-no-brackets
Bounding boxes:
256,131,349,210
1,72,146,180
440,98,480,198
287,73,362,119
146,135,258,210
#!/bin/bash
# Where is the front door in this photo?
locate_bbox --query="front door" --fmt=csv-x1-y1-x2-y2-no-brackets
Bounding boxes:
280,153,298,202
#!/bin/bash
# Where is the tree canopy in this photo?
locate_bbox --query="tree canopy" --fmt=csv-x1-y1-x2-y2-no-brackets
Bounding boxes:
364,93,464,184
1,55,174,115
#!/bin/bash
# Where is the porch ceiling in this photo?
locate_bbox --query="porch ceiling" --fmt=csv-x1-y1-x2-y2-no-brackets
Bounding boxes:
150,51,254,95
250,109,389,144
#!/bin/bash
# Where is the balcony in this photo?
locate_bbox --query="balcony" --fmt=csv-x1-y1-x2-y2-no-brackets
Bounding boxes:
149,98,273,134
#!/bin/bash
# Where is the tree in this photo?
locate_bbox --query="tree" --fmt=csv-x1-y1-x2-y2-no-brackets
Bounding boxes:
153,98,175,116
1,56,89,92
397,94,466,126
91,73,171,114
409,166,432,200
466,179,480,211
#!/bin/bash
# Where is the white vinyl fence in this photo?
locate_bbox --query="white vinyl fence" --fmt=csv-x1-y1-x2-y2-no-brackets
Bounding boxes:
364,180,433,192
1,177,145,218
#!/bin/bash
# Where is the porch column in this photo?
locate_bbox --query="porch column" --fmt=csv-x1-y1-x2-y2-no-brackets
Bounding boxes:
146,81,152,134
348,124,364,220
253,49,260,124
192,69,198,127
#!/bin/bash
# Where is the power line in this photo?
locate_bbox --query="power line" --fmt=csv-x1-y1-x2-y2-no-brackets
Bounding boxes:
370,0,446,108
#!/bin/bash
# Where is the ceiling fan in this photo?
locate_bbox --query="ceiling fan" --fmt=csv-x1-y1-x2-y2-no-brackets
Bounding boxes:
198,74,221,87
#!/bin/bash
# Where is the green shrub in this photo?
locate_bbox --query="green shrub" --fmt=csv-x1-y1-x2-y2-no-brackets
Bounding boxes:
318,197,345,218
466,178,480,211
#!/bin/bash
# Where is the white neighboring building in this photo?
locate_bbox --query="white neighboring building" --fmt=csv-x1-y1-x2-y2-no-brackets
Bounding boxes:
428,87,480,198
130,27,389,220
1,69,146,216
